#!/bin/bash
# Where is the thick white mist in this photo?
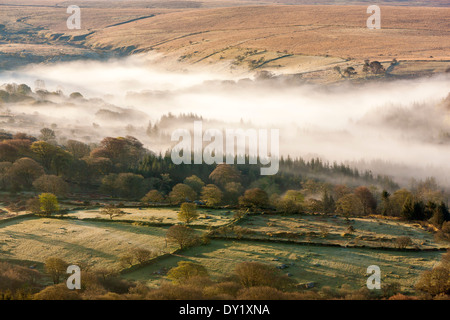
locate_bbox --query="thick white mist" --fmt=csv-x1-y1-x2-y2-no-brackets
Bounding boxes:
1,53,450,187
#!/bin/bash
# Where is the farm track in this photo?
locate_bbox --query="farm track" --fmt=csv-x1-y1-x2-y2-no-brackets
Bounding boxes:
149,31,212,49
105,15,156,28
253,54,293,69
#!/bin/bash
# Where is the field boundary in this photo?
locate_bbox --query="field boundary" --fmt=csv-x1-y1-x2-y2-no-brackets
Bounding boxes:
46,215,176,227
120,248,183,275
43,214,226,230
208,234,449,252
0,213,36,226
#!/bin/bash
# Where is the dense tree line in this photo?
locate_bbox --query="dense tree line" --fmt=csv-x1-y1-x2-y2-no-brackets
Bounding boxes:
0,127,397,197
1,128,448,229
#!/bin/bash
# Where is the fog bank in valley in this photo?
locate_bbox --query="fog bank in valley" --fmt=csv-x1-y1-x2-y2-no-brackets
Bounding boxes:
1,54,450,188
